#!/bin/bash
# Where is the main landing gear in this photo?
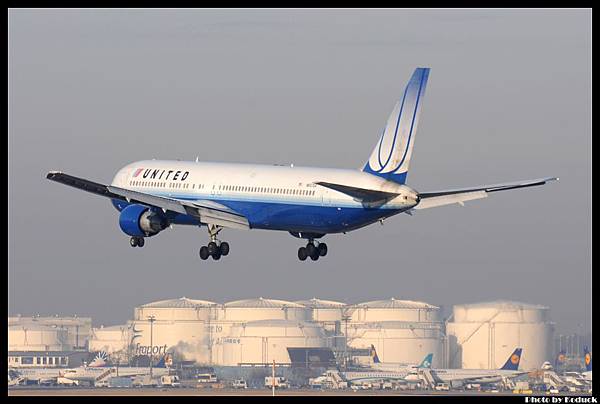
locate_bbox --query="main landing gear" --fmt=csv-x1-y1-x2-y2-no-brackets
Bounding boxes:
199,225,230,261
298,240,328,261
130,236,145,247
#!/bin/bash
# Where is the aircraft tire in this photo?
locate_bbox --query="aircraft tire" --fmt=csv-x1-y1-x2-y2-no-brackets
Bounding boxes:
207,242,218,255
306,243,317,257
137,237,145,247
199,246,210,260
318,243,328,257
298,247,308,261
130,237,138,247
310,250,320,261
220,242,230,256
212,250,222,260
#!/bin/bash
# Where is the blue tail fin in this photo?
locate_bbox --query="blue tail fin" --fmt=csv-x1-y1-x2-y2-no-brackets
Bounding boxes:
363,67,430,184
500,348,522,370
584,347,592,372
555,350,567,368
370,345,381,364
155,353,173,368
417,353,433,369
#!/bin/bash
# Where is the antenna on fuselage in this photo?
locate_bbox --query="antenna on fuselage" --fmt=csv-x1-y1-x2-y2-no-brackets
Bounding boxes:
195,156,199,162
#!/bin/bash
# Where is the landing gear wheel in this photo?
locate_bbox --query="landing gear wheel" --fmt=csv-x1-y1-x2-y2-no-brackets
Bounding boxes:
137,237,145,247
130,237,138,247
298,247,308,261
207,242,218,256
306,243,317,257
310,249,320,261
212,250,222,260
220,242,230,256
199,246,210,260
318,243,328,257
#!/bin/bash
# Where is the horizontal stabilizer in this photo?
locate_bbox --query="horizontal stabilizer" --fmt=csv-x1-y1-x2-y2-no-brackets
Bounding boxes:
414,191,487,210
315,181,399,202
418,177,558,198
414,177,557,210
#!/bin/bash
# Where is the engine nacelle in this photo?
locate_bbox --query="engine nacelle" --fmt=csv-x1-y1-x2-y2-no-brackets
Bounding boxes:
119,204,169,237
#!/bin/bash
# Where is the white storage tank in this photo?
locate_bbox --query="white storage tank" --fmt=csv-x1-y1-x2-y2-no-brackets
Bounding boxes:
295,298,347,323
210,298,311,366
9,316,92,350
446,300,555,370
221,320,328,365
348,298,445,367
130,297,217,364
88,325,131,355
9,324,69,351
295,298,348,348
220,298,310,322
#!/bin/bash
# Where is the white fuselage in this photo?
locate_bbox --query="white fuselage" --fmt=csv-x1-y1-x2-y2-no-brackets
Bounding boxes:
110,160,418,234
425,368,525,384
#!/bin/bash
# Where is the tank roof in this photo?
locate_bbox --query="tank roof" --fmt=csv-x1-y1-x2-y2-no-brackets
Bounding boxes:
139,297,216,309
294,298,347,308
237,319,319,327
356,298,438,310
94,324,128,331
224,297,306,309
454,300,548,310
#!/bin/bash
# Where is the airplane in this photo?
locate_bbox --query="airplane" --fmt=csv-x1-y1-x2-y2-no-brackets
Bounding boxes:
57,352,172,384
343,345,433,383
46,67,557,262
10,352,172,385
404,348,527,386
368,344,433,372
342,351,433,384
8,351,109,385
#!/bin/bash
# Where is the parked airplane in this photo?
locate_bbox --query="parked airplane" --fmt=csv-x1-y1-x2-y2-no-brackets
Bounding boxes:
47,68,557,261
10,352,171,385
342,352,433,384
57,353,172,384
405,348,526,385
368,344,433,372
8,351,108,385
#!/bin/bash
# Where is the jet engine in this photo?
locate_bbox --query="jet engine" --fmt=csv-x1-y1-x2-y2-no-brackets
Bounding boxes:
119,204,169,237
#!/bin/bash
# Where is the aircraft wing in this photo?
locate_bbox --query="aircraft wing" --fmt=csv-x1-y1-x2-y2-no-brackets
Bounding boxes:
47,171,250,230
414,177,558,210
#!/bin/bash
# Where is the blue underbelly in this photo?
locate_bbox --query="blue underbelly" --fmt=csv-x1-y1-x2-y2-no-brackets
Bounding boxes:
111,198,402,234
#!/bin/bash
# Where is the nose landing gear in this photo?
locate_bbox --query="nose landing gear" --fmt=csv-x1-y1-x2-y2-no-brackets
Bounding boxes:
130,236,145,247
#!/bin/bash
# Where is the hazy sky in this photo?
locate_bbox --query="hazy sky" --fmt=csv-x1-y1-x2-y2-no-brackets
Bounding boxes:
9,9,591,334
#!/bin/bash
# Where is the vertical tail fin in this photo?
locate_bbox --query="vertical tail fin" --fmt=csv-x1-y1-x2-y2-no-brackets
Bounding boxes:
363,67,430,184
500,348,522,370
88,351,109,367
555,350,567,368
370,344,381,364
584,347,592,372
417,353,433,369
155,353,173,368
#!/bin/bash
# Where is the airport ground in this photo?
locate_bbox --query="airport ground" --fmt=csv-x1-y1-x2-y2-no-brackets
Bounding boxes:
8,386,591,397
